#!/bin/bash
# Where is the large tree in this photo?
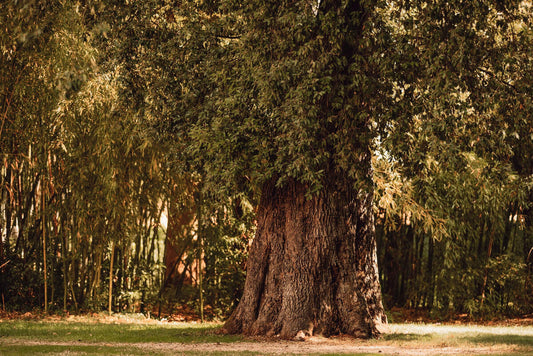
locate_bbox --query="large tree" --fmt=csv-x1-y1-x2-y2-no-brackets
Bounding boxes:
214,0,389,338
117,0,388,338
112,0,532,339
184,0,388,338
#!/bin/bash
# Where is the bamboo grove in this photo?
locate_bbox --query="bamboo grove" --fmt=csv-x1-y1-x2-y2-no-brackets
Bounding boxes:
1,0,532,319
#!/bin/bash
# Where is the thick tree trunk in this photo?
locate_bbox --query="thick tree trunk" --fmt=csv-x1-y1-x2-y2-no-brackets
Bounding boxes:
222,170,387,339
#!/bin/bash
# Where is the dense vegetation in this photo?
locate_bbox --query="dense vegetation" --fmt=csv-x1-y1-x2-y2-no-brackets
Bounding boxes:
1,0,532,322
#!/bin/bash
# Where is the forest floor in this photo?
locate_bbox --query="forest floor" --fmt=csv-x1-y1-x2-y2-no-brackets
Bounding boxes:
0,312,532,355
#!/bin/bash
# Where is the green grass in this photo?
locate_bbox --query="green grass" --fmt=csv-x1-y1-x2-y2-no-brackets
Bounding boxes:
0,345,259,356
384,323,533,346
0,319,244,355
0,318,532,355
0,319,240,344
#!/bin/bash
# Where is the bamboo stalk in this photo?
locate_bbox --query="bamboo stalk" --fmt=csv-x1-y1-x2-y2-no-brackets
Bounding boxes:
196,192,204,323
480,229,495,308
42,179,48,313
108,240,115,315
198,244,204,323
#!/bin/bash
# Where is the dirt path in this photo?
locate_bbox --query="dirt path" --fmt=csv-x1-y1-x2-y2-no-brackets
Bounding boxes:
1,338,519,355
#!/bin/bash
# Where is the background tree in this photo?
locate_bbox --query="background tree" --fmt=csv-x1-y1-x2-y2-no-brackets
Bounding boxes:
374,0,533,316
1,0,177,313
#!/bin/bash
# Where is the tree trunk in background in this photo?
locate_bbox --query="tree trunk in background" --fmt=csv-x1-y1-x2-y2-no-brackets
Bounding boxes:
426,236,434,310
62,231,68,311
223,170,387,339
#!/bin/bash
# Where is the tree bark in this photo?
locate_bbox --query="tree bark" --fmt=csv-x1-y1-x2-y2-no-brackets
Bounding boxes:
222,170,387,339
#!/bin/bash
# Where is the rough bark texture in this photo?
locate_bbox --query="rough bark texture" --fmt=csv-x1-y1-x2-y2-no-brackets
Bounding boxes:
222,170,387,339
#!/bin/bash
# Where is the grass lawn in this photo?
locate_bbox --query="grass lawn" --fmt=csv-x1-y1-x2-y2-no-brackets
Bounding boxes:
0,314,532,355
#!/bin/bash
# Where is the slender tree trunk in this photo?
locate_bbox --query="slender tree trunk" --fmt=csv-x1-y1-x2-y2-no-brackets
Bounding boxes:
108,240,115,315
89,246,103,300
198,246,204,323
426,236,434,311
2,164,12,256
223,170,387,339
416,231,424,307
62,230,68,312
480,227,495,308
42,179,48,313
50,239,55,310
196,193,204,323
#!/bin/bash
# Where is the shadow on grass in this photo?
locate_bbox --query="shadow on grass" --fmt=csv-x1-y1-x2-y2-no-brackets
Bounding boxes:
0,345,134,356
459,334,533,347
0,321,242,344
0,345,259,356
381,333,432,341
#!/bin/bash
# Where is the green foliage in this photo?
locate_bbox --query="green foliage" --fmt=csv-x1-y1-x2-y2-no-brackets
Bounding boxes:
116,0,382,197
375,149,532,315
201,199,252,316
371,0,533,317
0,0,198,314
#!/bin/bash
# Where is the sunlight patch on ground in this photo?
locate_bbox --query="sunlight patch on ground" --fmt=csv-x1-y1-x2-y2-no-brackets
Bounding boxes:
389,323,533,336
